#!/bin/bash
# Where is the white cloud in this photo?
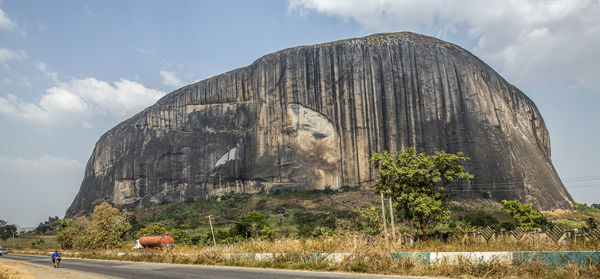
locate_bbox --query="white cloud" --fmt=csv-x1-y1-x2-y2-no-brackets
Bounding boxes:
160,70,185,87
35,61,59,83
35,61,47,72
0,5,16,30
0,77,165,131
135,48,153,55
0,48,27,66
288,0,600,91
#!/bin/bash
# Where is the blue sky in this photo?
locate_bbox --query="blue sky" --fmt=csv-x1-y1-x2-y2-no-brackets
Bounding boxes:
0,0,599,226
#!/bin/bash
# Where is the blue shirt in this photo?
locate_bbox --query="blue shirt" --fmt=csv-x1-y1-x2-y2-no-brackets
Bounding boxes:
51,252,60,259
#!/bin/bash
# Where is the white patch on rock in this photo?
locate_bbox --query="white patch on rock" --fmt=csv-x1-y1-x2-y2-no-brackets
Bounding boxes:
287,103,334,138
286,103,341,189
215,142,242,167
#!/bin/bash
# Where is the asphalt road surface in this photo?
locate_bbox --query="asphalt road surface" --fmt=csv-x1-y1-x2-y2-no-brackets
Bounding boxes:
3,254,438,279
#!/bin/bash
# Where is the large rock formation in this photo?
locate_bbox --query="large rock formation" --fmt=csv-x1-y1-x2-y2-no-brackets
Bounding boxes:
66,32,572,216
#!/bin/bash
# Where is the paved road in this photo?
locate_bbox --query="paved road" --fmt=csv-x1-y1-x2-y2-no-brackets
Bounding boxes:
3,254,437,279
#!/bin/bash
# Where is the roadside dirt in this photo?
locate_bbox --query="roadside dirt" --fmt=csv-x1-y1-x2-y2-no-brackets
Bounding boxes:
0,258,110,279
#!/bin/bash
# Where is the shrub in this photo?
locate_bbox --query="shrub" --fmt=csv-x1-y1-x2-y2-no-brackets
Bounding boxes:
464,210,499,228
170,228,192,245
354,207,382,235
232,212,274,240
351,261,369,272
500,221,517,231
138,222,170,237
293,211,336,237
586,217,598,231
500,200,547,230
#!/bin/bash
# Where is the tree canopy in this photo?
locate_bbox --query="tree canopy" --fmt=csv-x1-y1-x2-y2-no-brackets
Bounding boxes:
371,148,473,240
58,202,132,249
0,219,17,241
499,200,550,230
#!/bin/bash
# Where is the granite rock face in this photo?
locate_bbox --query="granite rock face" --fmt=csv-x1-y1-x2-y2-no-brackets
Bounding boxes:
66,32,572,216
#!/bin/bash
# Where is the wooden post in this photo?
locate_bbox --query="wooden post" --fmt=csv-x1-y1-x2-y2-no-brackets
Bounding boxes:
208,215,216,246
388,196,395,241
380,192,388,246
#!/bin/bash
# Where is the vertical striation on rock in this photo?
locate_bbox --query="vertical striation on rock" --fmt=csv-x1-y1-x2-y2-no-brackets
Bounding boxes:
66,32,572,216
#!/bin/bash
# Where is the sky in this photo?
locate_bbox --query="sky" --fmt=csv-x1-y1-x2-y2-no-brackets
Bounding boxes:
0,0,599,227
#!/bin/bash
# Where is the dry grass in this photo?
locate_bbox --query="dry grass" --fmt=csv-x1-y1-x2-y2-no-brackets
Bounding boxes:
163,234,600,254
544,204,600,222
14,244,599,279
1,235,60,250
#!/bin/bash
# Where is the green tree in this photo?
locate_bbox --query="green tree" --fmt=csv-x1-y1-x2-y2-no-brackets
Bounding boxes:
58,203,132,250
499,200,547,230
87,202,132,249
0,223,17,241
371,148,473,241
232,212,274,239
57,216,90,249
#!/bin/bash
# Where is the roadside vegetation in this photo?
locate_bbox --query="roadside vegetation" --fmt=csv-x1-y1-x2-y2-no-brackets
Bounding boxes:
2,149,599,278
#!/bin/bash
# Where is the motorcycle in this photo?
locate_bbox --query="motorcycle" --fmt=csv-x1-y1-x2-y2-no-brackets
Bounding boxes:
53,256,61,268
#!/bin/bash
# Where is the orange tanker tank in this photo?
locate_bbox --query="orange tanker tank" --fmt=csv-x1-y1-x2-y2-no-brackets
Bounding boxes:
139,235,174,248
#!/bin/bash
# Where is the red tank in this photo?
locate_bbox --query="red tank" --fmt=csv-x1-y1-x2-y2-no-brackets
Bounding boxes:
139,235,175,248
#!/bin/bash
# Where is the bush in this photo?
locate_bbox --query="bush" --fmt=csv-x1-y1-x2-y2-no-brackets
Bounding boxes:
232,212,274,240
500,200,547,230
587,217,598,231
170,228,192,245
351,261,369,272
464,210,499,228
293,211,336,237
354,207,382,235
138,223,170,237
500,221,517,231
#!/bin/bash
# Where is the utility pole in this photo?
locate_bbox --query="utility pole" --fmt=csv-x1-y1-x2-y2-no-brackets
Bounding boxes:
388,196,395,241
208,215,216,246
380,192,388,246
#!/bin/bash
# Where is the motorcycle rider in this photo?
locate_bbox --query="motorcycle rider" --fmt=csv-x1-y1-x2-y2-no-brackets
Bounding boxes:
51,250,61,267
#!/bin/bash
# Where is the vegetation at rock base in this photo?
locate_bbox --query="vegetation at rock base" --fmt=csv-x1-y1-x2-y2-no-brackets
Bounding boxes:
3,189,599,251
370,148,473,240
3,195,600,278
